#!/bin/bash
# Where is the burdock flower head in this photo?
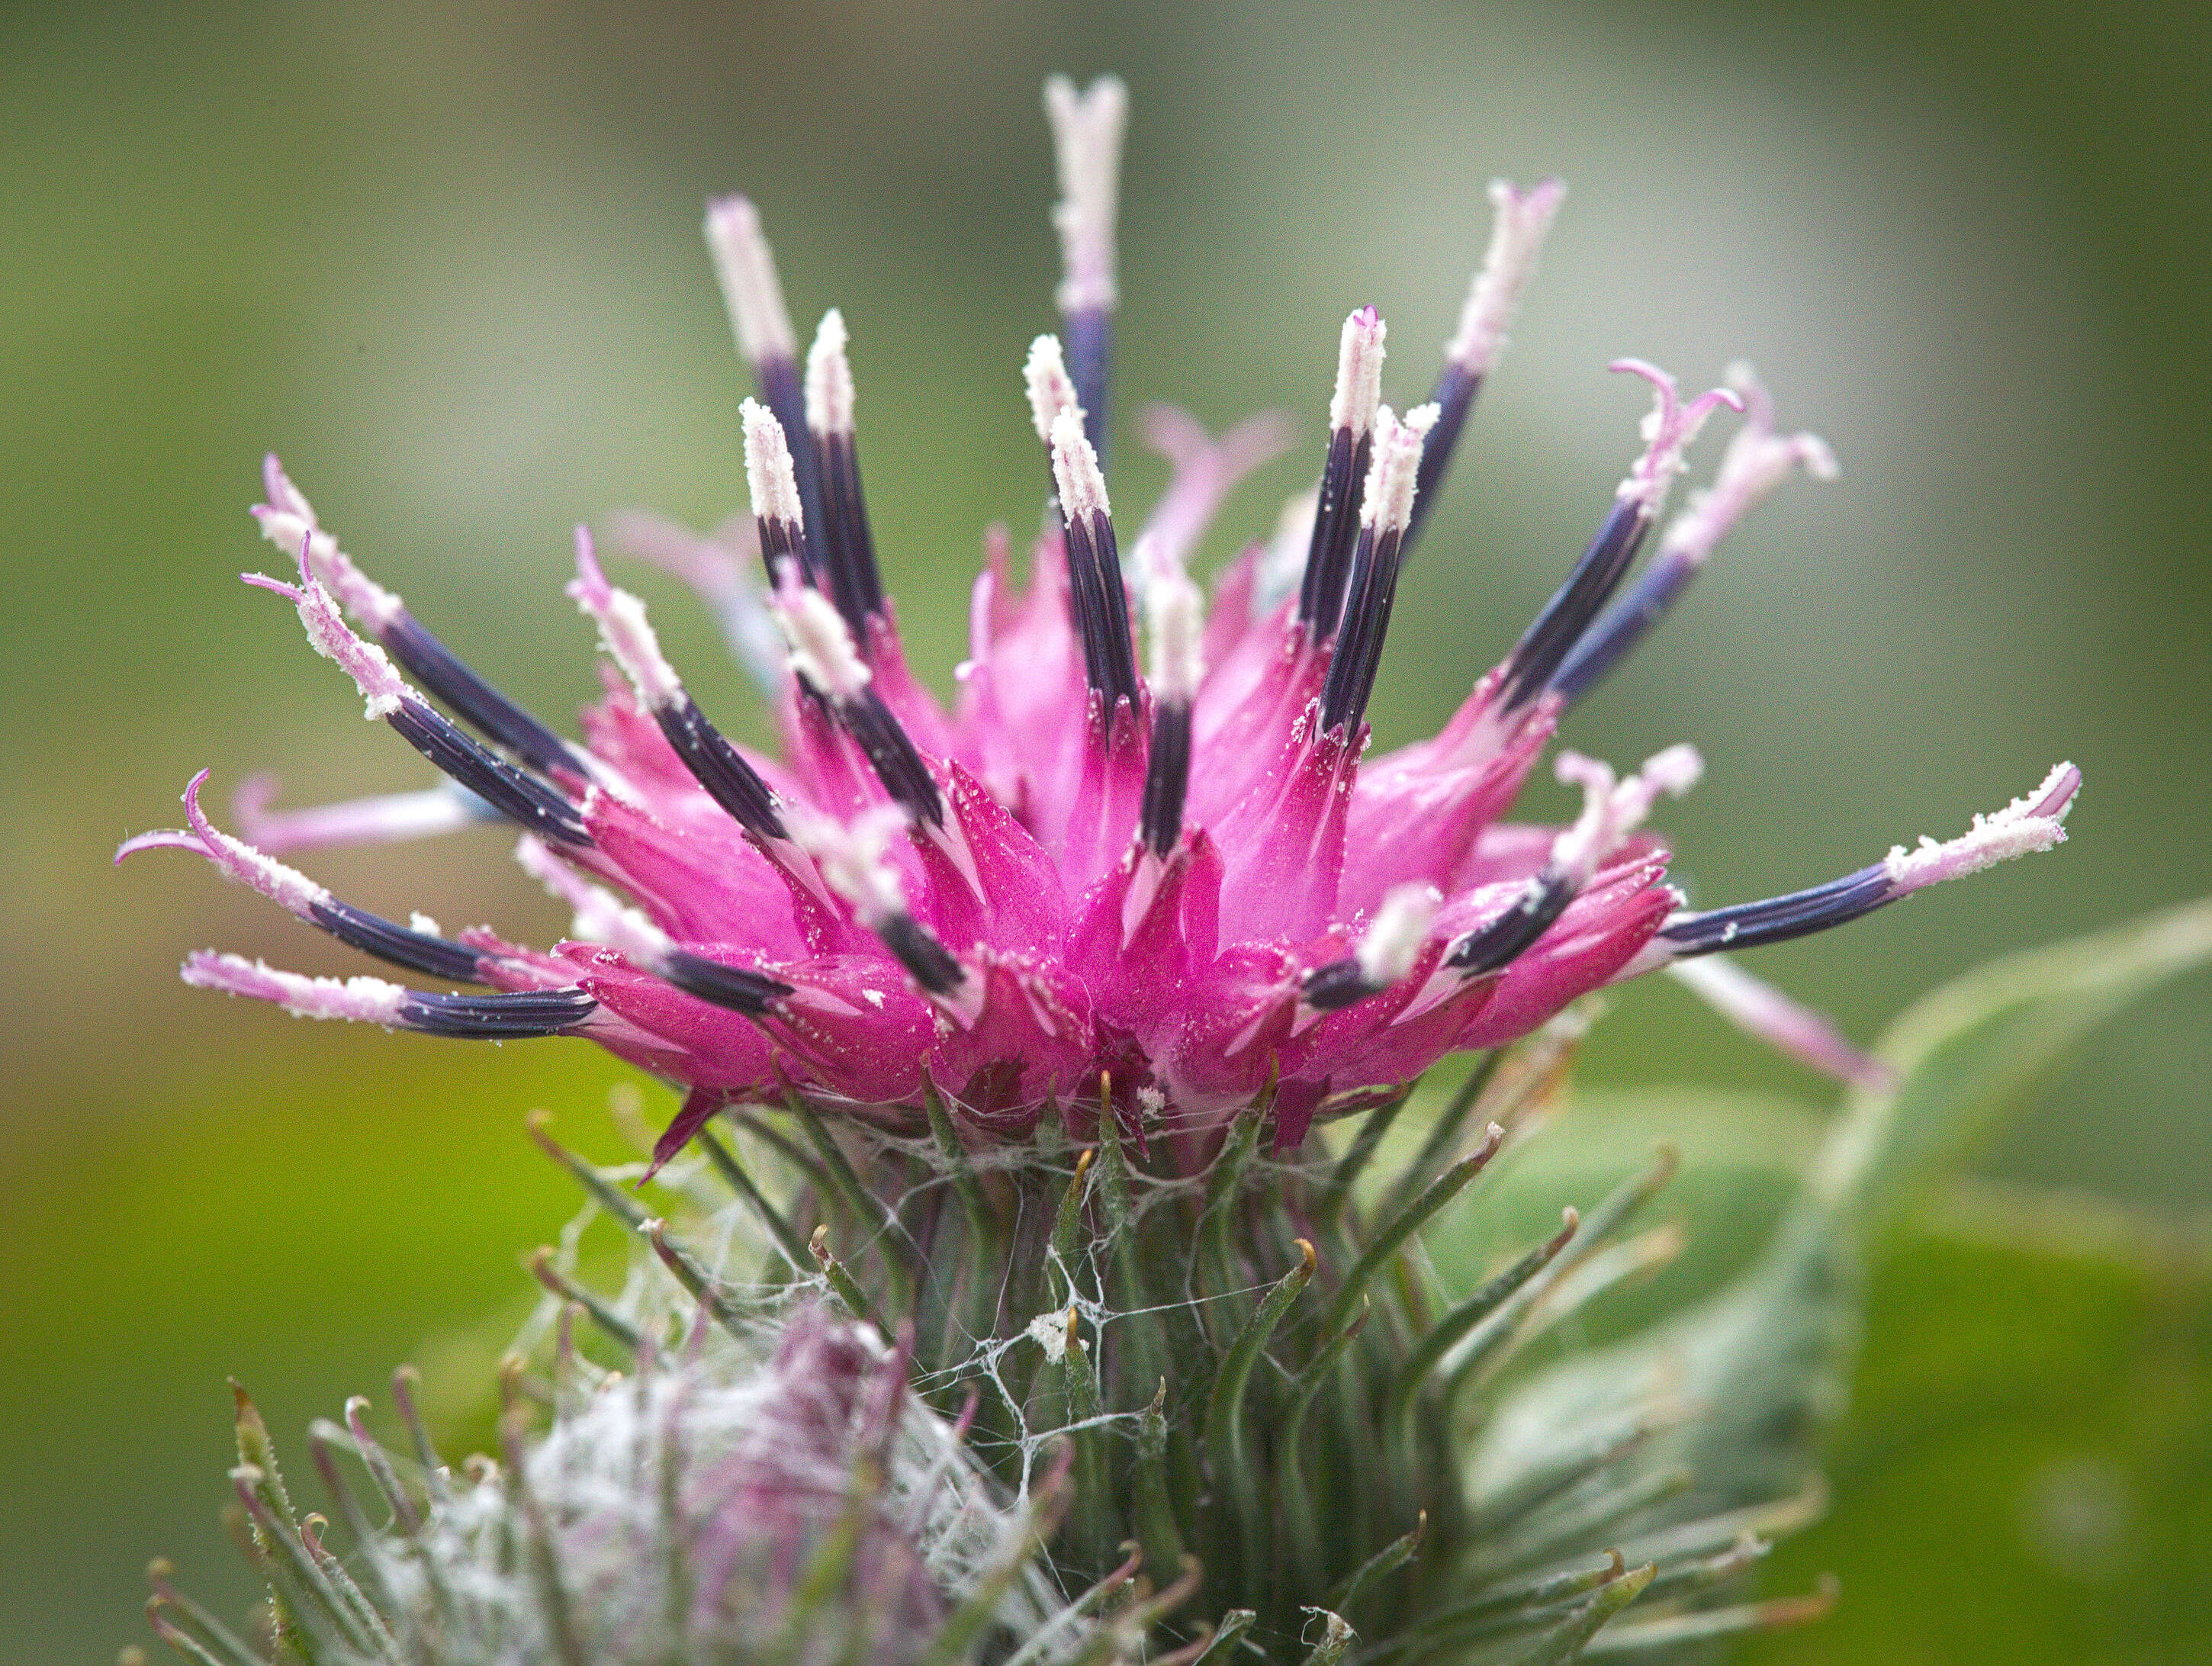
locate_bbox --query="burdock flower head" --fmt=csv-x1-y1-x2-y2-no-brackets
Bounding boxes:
143,1305,1140,1666
121,73,2076,1179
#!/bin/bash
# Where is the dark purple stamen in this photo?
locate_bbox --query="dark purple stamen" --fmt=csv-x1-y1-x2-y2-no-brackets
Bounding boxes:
660,950,795,1015
1062,307,1112,471
1445,873,1574,976
378,610,576,779
1137,699,1191,857
308,899,486,985
386,697,590,847
1301,957,1383,1012
1318,519,1408,736
1659,864,1893,958
1405,360,1481,553
1545,553,1696,705
755,355,825,582
652,695,789,842
1061,503,1140,710
839,689,944,828
1496,497,1649,714
1297,426,1375,635
400,986,596,1038
878,912,966,995
812,430,886,642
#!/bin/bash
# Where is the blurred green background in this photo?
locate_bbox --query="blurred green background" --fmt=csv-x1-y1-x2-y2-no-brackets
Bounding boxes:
4,0,2207,1659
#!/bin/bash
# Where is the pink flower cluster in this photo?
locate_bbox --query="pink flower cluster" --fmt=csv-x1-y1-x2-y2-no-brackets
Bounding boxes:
121,79,2076,1171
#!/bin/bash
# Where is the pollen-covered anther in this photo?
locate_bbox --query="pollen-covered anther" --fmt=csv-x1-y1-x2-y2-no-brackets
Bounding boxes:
788,802,911,926
247,570,407,720
1050,407,1141,708
742,399,808,536
1024,334,1084,446
117,769,488,984
1143,552,1205,706
704,195,798,365
1327,306,1387,437
182,952,410,1025
247,564,590,846
1358,883,1442,986
1301,884,1442,1014
180,950,594,1037
804,308,857,438
1137,542,1202,854
770,563,873,700
1445,178,1567,378
1316,403,1438,733
568,530,685,710
1658,363,1838,565
1043,73,1127,315
1657,761,2081,961
1299,310,1389,632
1547,367,1836,706
1882,761,2080,893
790,803,970,1005
1360,402,1438,533
1611,359,1747,519
1049,407,1113,523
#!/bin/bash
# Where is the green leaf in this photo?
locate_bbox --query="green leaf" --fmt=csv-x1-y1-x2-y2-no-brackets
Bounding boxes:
1467,896,2212,1533
1746,1194,2212,1666
1811,896,2212,1240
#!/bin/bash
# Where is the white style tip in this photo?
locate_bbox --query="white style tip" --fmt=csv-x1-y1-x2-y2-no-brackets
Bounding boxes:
1356,883,1442,987
1551,742,1703,884
770,563,872,699
515,835,674,963
1043,73,1128,314
182,951,410,1026
1611,360,1746,519
1446,178,1567,376
804,308,856,437
1657,363,1838,564
1882,762,2080,894
741,399,807,530
1049,407,1113,522
1255,487,1321,616
566,528,686,711
1024,334,1084,446
703,195,797,365
787,802,911,923
1358,403,1438,533
1143,552,1206,704
252,455,403,630
1327,307,1387,436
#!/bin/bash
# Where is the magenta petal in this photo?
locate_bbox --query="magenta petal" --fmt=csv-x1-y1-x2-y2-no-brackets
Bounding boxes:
582,792,816,957
1069,828,1224,1049
1455,868,1673,1050
1213,715,1356,945
928,950,1094,1125
1340,704,1555,918
647,1087,730,1180
910,761,1070,957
